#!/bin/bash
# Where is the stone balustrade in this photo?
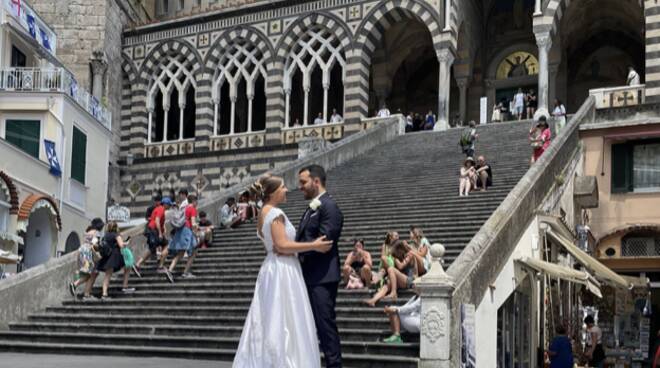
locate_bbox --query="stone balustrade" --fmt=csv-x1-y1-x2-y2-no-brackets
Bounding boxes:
589,84,646,109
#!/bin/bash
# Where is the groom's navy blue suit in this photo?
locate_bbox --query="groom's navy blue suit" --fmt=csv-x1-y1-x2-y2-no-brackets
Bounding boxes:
297,192,343,368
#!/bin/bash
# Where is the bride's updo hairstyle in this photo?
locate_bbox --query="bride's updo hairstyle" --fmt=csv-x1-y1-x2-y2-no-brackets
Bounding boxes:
248,174,283,203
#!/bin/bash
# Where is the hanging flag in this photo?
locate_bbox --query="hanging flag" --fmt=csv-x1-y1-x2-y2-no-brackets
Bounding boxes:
26,13,36,39
38,27,51,51
44,140,62,177
10,0,21,17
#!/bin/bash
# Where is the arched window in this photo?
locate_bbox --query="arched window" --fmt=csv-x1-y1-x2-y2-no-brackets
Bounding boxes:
147,57,197,143
284,25,346,127
212,39,267,135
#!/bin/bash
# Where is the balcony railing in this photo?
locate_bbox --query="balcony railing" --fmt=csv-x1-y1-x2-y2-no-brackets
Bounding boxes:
0,68,111,130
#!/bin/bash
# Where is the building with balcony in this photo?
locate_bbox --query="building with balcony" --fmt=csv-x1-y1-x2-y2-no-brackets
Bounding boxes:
0,0,113,272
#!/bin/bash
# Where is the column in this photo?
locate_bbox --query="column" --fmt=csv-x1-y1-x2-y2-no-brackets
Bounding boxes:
535,32,552,119
179,101,185,140
456,77,469,124
285,89,291,127
549,63,559,108
230,96,237,134
435,49,455,131
247,93,254,133
89,50,107,99
303,86,310,126
416,243,455,368
645,0,660,102
534,0,542,15
443,0,451,31
147,108,153,143
213,98,219,136
163,105,170,142
323,82,330,123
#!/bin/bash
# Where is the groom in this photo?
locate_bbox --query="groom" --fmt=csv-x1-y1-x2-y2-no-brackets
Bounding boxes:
297,164,343,368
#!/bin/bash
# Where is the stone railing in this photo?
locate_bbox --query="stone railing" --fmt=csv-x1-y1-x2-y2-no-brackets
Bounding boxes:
0,67,112,130
281,122,344,144
415,97,596,366
589,84,645,109
0,225,145,330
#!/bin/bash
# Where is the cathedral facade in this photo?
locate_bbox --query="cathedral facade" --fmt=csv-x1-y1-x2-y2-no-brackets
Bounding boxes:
118,0,655,213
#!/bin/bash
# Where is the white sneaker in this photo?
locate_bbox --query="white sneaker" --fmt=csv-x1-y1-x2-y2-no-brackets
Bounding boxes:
181,272,197,279
122,288,136,293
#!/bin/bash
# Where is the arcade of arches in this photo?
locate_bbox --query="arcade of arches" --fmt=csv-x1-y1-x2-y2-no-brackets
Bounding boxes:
123,0,649,153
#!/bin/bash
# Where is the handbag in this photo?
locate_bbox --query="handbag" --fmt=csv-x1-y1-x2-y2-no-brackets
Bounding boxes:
121,247,135,268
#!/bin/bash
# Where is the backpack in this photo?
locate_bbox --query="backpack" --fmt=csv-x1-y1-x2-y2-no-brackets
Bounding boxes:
98,235,112,258
168,206,187,229
459,128,474,147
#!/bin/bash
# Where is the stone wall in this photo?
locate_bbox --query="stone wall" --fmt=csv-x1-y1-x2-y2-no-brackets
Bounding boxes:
29,0,144,203
30,1,106,89
120,144,299,216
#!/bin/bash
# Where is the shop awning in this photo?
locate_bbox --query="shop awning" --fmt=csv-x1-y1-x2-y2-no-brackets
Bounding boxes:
517,257,603,298
546,228,630,289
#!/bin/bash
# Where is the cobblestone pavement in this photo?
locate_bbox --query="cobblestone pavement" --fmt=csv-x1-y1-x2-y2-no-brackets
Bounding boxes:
0,354,232,368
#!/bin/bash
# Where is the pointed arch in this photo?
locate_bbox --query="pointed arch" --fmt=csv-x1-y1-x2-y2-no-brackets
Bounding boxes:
278,12,351,127
139,39,202,144
204,26,273,135
345,0,446,122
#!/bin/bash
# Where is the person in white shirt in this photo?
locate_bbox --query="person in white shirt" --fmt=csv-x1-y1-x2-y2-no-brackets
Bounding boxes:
552,98,567,133
292,118,301,127
627,66,640,86
382,293,420,344
513,88,526,120
330,109,343,123
377,106,391,118
313,112,325,125
405,113,414,132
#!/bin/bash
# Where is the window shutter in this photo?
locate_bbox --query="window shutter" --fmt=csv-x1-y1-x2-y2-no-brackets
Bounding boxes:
71,127,87,184
5,120,40,159
611,143,633,193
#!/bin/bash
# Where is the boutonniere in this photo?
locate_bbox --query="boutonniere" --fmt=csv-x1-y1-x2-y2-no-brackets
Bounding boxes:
309,198,322,211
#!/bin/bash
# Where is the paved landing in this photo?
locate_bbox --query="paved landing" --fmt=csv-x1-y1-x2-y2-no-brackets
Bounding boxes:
0,353,232,368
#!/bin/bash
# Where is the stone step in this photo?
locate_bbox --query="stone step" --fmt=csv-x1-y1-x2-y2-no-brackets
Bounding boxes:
0,340,419,368
44,305,403,319
26,313,406,333
0,331,419,357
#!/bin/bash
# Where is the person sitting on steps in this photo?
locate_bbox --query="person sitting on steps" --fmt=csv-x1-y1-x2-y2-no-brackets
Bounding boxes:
459,157,477,197
341,239,373,289
475,155,493,192
363,240,417,307
382,290,421,344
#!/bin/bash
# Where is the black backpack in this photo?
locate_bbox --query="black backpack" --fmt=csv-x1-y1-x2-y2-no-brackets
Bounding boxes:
98,235,112,258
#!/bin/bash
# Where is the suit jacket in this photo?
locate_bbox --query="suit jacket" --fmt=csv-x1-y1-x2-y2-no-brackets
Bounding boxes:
297,192,343,285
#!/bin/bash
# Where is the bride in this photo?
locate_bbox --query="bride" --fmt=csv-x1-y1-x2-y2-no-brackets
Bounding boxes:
233,174,332,368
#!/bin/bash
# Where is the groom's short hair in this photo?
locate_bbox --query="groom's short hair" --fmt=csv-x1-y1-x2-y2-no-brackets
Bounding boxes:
299,164,326,186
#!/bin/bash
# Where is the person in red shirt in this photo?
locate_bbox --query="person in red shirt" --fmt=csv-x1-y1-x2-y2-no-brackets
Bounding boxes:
134,197,173,275
164,194,199,282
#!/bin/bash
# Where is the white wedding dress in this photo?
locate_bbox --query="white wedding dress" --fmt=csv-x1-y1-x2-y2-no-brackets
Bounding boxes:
232,207,321,368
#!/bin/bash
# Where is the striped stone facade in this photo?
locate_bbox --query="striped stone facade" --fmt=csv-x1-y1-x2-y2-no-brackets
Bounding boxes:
118,0,458,212
119,0,656,212
646,0,660,102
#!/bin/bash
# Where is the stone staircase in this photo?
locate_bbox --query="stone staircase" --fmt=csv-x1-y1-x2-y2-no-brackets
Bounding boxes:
0,121,534,367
